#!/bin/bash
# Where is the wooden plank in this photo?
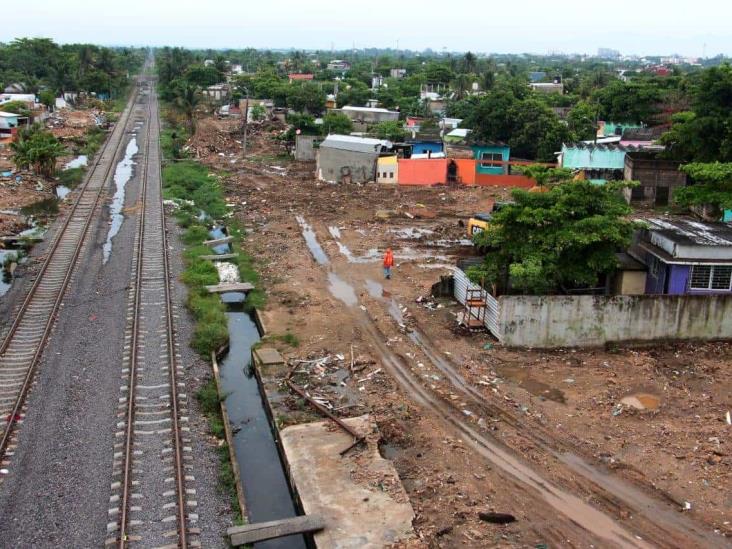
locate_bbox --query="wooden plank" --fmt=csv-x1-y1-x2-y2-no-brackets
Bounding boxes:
203,236,233,246
205,282,255,294
199,253,238,260
228,515,325,546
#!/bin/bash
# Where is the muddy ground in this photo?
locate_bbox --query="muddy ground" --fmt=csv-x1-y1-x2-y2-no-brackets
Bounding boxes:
194,117,731,547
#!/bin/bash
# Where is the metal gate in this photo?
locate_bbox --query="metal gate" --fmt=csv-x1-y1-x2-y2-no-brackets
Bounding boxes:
453,268,501,339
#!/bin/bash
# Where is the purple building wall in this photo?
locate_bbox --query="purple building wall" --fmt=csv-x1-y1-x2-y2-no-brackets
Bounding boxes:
667,265,690,294
644,262,690,295
645,264,666,294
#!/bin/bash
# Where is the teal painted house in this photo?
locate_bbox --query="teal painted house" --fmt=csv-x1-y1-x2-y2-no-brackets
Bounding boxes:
560,143,630,183
472,144,510,175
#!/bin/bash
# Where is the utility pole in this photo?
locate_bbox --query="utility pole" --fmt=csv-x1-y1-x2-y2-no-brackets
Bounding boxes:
241,86,249,154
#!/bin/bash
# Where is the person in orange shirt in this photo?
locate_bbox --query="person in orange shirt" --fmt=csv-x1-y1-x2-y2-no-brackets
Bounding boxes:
383,248,394,279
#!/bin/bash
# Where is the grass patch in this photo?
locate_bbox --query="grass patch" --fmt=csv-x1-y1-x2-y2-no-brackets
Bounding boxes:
80,126,107,157
57,167,85,188
254,331,300,350
160,127,189,160
21,198,59,217
163,161,227,218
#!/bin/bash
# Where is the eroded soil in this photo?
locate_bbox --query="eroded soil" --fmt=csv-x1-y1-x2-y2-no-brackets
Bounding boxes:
195,117,731,548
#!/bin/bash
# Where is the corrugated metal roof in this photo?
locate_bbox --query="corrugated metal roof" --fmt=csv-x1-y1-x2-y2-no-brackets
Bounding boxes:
561,143,630,169
342,106,398,114
320,134,391,153
647,218,732,247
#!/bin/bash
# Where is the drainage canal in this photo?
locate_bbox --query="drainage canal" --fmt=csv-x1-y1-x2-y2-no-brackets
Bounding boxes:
208,226,306,548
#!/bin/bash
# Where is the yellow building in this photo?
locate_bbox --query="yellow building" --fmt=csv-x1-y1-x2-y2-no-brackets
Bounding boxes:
377,155,398,184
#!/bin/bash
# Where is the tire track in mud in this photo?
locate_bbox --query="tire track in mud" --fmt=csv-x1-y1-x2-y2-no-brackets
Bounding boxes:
294,215,714,548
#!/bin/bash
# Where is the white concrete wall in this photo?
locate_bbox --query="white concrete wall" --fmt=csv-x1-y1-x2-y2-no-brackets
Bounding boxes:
497,294,732,347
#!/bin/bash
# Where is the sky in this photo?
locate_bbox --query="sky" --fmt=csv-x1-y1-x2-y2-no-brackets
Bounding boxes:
3,0,731,57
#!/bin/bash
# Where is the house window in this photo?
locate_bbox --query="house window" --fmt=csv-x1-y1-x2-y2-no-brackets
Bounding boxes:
711,265,732,290
690,265,732,290
480,152,503,168
690,265,712,289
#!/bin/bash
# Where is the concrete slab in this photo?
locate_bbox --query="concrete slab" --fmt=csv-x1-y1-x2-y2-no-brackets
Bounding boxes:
205,282,254,294
253,347,285,367
281,415,414,548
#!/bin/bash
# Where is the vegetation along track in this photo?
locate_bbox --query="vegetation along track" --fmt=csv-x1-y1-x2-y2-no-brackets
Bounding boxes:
0,82,140,465
106,79,196,548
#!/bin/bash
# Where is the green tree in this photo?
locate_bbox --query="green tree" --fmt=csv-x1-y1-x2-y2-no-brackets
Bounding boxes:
507,99,570,161
470,180,636,294
184,65,223,87
675,162,732,213
250,103,266,121
0,101,31,117
171,81,201,130
11,125,66,178
567,100,598,140
321,112,353,135
39,90,55,110
661,65,732,161
286,81,326,115
591,79,661,123
373,120,406,141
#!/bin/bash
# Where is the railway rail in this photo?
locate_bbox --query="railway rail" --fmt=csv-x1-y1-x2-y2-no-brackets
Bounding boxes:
106,79,196,548
0,82,140,463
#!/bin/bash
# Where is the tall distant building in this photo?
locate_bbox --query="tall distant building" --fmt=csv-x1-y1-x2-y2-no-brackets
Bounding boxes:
598,48,621,60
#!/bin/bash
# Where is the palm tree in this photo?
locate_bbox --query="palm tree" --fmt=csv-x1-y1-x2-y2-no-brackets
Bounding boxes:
174,82,201,131
463,52,477,74
451,73,471,100
11,127,66,178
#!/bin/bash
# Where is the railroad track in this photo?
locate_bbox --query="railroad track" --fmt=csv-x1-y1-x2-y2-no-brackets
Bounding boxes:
0,82,140,464
107,80,196,548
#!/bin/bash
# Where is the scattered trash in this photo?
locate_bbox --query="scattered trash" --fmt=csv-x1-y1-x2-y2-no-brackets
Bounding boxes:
683,501,692,511
483,343,494,351
726,411,731,425
620,393,661,411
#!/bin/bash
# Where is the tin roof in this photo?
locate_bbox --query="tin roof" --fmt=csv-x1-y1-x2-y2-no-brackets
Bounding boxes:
647,218,732,247
320,134,391,153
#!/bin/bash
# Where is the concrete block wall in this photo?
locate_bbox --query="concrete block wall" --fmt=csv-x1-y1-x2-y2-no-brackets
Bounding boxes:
497,294,732,347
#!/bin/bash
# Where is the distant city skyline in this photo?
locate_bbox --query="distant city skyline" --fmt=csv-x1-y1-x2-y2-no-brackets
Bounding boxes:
3,0,731,58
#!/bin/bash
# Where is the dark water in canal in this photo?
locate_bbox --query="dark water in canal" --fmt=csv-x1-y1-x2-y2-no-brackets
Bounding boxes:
219,310,306,549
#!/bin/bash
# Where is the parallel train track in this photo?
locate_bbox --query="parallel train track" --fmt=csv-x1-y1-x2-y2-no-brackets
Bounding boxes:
106,79,195,548
0,83,140,463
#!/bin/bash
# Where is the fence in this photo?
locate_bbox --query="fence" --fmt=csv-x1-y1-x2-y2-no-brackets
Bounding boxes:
452,270,732,347
453,268,500,336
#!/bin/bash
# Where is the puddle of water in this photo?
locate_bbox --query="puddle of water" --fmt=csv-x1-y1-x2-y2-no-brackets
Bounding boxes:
427,239,474,248
328,272,357,306
378,441,399,460
0,249,22,297
219,312,306,549
389,227,435,239
18,224,45,239
620,393,661,410
64,155,88,170
209,226,232,255
495,364,566,404
55,185,71,200
102,137,138,263
296,215,329,265
365,279,385,299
